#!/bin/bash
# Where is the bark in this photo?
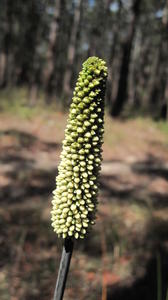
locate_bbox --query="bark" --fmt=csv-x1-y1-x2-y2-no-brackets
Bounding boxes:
63,0,83,97
44,0,61,91
107,0,122,107
15,1,42,104
45,0,66,104
164,79,168,120
148,0,168,118
28,84,38,107
87,0,107,57
161,0,168,120
132,32,151,109
148,47,162,105
111,0,142,117
27,3,42,105
1,0,13,87
0,53,6,86
162,0,168,122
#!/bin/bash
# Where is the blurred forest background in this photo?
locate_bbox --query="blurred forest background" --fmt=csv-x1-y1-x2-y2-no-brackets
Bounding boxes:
0,1,168,300
0,0,168,117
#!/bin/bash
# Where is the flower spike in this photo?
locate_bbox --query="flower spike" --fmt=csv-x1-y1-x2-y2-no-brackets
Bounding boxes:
51,57,107,239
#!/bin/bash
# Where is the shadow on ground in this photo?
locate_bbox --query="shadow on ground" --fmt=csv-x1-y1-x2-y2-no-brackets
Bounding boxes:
0,129,168,299
108,218,168,300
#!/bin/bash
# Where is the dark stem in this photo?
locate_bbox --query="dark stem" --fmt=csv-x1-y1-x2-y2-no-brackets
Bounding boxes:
53,238,74,300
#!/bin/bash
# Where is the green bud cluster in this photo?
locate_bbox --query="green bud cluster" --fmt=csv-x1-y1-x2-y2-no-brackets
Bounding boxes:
51,57,107,239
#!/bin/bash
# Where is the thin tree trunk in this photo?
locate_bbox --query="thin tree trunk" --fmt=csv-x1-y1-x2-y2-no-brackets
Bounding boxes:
161,0,168,120
148,0,168,117
132,32,151,109
164,79,168,121
44,0,61,91
111,0,142,117
63,0,83,97
45,0,65,104
27,3,42,106
87,0,106,58
1,0,13,88
28,84,38,107
0,53,6,87
107,0,122,107
144,47,161,107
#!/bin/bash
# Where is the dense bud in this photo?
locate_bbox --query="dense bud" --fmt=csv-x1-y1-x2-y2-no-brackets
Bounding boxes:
51,56,107,239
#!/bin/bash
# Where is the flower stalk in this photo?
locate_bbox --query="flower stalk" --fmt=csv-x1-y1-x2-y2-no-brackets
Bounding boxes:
53,238,73,300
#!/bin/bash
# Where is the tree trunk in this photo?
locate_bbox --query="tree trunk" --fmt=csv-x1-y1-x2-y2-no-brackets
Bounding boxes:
27,3,42,106
111,0,142,117
1,0,13,88
145,47,161,108
164,79,168,121
148,0,168,118
45,0,65,104
160,0,168,120
107,0,122,107
44,0,61,93
87,0,107,57
0,53,6,87
63,0,83,98
132,31,151,109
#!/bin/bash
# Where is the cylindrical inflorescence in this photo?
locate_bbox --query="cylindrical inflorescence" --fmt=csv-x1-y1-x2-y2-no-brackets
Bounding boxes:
51,56,107,239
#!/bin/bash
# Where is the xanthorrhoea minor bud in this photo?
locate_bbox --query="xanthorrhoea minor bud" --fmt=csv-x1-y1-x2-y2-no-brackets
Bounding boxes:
51,57,107,239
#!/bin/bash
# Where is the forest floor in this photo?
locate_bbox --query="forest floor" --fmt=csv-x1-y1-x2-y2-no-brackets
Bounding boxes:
0,110,168,300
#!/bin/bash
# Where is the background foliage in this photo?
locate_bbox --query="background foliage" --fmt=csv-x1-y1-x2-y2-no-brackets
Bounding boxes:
0,0,168,118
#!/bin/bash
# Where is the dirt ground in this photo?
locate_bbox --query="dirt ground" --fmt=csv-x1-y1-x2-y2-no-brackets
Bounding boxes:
0,111,168,300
